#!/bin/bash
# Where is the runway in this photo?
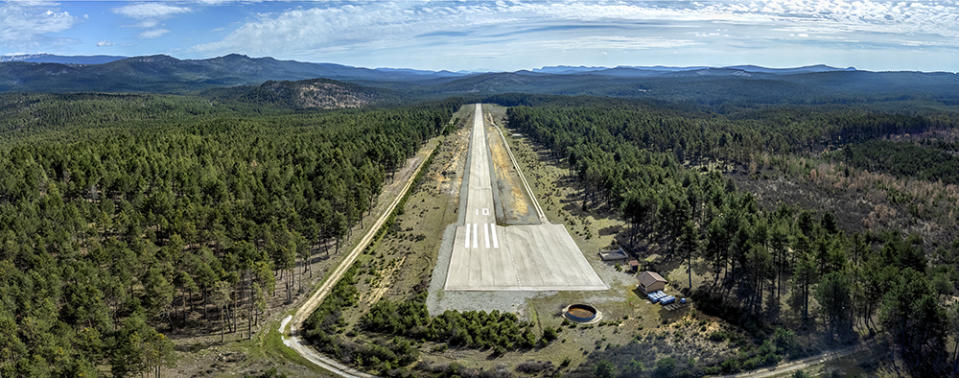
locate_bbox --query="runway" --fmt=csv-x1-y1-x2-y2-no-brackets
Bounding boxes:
443,104,606,291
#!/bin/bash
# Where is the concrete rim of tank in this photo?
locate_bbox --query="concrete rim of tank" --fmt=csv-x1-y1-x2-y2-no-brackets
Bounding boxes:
562,304,602,324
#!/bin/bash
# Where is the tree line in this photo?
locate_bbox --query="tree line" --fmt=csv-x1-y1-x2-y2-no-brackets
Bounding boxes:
833,139,959,185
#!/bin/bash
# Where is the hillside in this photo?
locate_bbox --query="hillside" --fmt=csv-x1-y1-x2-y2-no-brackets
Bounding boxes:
0,54,462,93
0,54,126,65
205,78,386,109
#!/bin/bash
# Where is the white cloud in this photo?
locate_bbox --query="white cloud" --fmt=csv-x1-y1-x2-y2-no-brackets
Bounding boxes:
534,36,700,50
113,3,189,19
97,40,114,47
193,0,959,59
114,3,189,39
197,0,255,4
135,20,159,28
0,2,75,45
140,29,170,39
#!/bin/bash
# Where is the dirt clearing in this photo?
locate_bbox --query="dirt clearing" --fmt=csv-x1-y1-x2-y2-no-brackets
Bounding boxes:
488,121,538,224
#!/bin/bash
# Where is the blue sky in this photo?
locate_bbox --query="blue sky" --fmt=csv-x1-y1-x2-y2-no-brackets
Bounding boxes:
2,1,959,72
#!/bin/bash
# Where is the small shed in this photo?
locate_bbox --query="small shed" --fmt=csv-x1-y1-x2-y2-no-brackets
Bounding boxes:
638,271,668,294
627,259,640,272
598,248,628,261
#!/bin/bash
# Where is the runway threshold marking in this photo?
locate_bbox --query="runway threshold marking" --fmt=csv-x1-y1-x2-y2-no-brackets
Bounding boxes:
463,222,500,249
464,224,471,248
472,223,479,248
484,223,491,248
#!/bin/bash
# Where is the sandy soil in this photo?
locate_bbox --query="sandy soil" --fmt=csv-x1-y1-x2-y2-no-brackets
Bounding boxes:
488,121,537,224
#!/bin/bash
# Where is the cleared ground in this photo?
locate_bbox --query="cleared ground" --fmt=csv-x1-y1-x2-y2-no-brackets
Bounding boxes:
486,110,539,225
442,104,606,291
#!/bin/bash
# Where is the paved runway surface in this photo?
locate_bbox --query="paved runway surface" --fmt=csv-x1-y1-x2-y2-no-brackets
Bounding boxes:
444,104,606,291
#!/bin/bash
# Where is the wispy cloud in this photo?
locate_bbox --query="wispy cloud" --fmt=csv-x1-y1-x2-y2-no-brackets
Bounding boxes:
139,29,170,39
12,0,959,71
113,3,189,39
0,2,75,46
135,20,160,29
533,36,700,51
113,3,190,19
97,40,114,47
193,0,959,62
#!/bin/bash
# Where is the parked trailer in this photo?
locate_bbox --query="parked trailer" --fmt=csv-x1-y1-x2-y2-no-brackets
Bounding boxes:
647,290,667,303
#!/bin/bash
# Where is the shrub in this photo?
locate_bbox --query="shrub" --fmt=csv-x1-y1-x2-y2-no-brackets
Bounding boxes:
652,357,676,378
516,360,554,374
594,360,616,378
622,359,645,376
542,327,558,342
720,358,740,374
773,327,799,358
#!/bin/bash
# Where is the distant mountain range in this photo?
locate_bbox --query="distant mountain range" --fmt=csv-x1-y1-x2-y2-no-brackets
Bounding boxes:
531,64,855,75
1,54,957,106
0,53,470,93
0,53,126,65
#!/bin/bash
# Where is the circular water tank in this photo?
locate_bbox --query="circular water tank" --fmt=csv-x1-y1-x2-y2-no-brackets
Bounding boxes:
563,304,599,323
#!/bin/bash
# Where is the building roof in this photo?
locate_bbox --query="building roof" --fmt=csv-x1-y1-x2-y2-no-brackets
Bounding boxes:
638,271,667,287
598,248,628,261
628,259,640,267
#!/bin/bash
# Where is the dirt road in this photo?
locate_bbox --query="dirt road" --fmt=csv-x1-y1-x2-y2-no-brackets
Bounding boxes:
281,137,439,377
719,341,874,378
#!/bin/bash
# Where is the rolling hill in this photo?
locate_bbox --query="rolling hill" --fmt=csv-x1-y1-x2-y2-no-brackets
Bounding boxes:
3,54,959,107
204,78,388,109
0,54,463,93
0,53,126,65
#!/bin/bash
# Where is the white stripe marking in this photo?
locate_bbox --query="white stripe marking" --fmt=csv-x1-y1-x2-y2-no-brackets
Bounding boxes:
484,223,491,248
464,224,471,248
472,223,479,248
490,223,499,248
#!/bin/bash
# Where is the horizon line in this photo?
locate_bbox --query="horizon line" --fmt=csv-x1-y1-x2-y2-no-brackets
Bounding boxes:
7,52,959,74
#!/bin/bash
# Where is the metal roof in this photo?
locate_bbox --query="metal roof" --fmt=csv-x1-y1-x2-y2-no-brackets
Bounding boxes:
638,271,667,287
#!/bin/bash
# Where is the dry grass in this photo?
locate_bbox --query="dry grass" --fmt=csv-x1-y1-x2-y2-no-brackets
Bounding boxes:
487,121,534,221
362,256,406,306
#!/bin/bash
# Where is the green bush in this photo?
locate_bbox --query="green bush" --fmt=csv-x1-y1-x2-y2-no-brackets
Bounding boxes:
720,358,740,374
359,296,544,352
542,327,558,342
594,360,616,378
652,357,676,378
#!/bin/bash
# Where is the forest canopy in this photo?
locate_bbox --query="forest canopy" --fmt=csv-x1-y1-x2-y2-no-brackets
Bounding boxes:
0,93,457,376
